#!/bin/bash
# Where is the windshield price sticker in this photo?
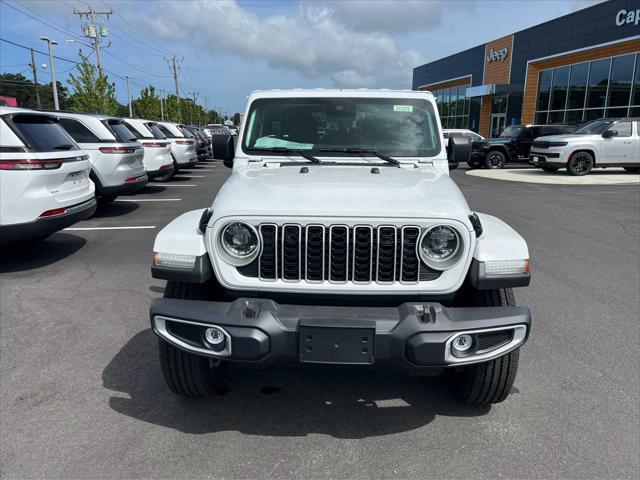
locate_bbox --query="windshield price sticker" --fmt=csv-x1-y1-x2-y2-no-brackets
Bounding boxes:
393,105,413,112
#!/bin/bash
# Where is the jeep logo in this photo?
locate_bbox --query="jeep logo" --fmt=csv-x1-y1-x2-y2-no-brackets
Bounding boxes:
615,9,640,26
486,48,508,63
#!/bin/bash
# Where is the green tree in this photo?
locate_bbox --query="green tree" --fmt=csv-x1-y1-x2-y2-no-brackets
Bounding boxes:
0,73,69,109
133,85,161,120
66,50,119,115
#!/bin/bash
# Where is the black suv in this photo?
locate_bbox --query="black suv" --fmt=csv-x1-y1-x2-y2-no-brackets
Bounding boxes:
469,124,576,169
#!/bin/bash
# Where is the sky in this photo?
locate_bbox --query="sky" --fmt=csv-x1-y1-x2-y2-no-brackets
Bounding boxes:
0,0,604,116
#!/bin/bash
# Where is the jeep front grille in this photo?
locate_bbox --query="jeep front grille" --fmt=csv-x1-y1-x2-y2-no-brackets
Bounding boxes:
237,224,441,283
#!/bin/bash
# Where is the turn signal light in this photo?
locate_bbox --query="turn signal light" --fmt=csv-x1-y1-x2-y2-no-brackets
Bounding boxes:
152,252,197,269
484,259,529,275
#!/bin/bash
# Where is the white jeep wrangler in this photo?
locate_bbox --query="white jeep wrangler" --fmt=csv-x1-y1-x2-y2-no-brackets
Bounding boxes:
150,90,531,406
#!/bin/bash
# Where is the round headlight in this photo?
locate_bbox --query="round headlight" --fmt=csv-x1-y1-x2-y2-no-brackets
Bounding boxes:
419,225,462,270
221,222,259,258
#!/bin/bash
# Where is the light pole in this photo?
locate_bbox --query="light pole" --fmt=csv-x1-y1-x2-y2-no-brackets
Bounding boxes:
40,37,59,110
124,75,133,117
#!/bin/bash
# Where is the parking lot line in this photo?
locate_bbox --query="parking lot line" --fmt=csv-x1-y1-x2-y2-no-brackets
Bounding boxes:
116,198,182,202
176,175,205,178
158,184,197,187
64,226,156,231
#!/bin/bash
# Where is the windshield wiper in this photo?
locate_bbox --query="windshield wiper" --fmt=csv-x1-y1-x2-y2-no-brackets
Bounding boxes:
260,147,321,164
52,144,74,150
319,147,400,167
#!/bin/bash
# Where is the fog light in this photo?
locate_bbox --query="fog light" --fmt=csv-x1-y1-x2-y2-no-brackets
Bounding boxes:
452,334,473,353
203,327,226,352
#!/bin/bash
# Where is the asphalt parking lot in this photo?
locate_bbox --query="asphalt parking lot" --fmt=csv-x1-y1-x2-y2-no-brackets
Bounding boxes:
1,161,638,479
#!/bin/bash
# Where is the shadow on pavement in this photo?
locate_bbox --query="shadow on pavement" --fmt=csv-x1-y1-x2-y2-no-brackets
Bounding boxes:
132,185,167,195
0,232,87,273
170,175,195,182
103,330,490,438
93,201,140,218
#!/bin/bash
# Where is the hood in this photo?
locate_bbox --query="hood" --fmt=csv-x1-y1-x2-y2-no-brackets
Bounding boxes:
487,137,513,144
535,133,597,142
212,164,471,221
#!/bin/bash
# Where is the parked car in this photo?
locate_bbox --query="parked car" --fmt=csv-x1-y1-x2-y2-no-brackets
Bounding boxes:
156,121,198,170
122,118,175,182
529,117,640,175
0,107,96,242
55,112,147,203
149,89,532,406
443,129,485,167
182,125,209,162
199,126,214,156
472,124,576,169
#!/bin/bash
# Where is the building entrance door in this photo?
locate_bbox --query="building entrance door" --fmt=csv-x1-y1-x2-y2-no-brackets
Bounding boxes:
490,114,507,138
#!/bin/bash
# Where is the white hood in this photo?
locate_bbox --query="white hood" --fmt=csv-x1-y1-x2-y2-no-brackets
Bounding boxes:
212,164,471,221
536,133,598,142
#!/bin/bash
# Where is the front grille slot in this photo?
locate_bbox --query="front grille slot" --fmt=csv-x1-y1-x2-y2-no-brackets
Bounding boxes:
241,223,442,284
477,329,514,352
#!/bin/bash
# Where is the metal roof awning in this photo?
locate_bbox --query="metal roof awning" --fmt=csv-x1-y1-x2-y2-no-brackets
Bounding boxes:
465,84,509,98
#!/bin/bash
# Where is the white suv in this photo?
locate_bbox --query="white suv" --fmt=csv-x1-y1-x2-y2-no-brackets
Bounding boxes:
122,118,174,181
530,118,640,175
149,89,532,406
0,107,96,242
156,121,198,170
56,112,148,202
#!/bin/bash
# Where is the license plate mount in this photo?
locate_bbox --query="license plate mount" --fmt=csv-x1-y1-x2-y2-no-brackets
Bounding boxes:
299,321,375,365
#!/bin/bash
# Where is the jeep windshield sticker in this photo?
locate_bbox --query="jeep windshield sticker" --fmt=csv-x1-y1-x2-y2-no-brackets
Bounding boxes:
254,136,314,150
393,105,413,112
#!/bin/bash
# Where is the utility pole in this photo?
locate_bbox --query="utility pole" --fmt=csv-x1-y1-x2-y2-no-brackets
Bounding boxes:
203,95,209,125
159,88,165,121
29,48,41,109
124,75,133,117
165,56,182,120
73,7,113,73
40,37,59,110
189,91,198,125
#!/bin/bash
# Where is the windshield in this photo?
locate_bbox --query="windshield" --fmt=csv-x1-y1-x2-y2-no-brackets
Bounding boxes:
575,120,615,134
499,126,523,138
242,97,441,157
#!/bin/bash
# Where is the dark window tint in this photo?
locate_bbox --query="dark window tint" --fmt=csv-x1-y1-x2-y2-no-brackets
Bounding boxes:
122,121,146,139
565,110,583,123
157,124,177,138
178,126,194,138
145,123,166,139
537,70,552,111
605,107,629,118
105,120,137,142
608,54,635,107
12,115,80,152
535,111,548,124
550,66,570,110
567,62,589,109
611,121,632,137
58,118,101,143
586,59,611,109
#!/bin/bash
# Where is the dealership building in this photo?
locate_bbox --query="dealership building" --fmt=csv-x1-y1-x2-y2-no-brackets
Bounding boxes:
412,0,640,138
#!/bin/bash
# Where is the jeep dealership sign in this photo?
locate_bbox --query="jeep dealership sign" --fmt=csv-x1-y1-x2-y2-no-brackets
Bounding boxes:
486,48,509,63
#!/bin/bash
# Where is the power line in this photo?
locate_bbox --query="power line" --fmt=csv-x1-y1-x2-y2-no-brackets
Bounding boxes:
1,0,85,42
102,49,171,77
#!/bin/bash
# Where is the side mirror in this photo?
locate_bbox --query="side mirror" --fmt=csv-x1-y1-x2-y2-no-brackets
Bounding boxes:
212,134,235,167
602,129,617,138
447,135,471,170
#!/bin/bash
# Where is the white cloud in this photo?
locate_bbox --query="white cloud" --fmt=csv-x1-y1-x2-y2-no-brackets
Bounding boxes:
140,0,430,89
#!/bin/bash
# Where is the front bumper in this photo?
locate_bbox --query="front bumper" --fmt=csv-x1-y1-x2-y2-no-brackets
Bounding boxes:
150,298,531,368
0,198,97,243
529,151,564,167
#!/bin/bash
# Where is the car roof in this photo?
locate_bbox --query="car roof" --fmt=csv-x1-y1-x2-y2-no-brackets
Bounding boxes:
0,106,57,116
248,88,435,101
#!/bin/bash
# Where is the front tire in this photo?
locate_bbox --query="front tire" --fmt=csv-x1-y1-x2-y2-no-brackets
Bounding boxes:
451,288,521,406
158,281,229,397
566,151,594,176
485,150,506,169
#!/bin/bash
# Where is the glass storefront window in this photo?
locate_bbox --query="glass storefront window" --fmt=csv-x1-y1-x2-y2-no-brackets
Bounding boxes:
434,85,470,129
586,58,611,109
535,53,639,125
537,70,552,111
608,54,635,107
567,62,589,109
550,66,570,110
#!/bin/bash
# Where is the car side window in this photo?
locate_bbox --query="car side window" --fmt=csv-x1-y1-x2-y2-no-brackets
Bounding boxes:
611,122,632,137
58,118,101,143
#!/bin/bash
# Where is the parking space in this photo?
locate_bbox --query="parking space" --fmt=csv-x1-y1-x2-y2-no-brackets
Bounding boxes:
1,163,638,479
466,167,640,185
